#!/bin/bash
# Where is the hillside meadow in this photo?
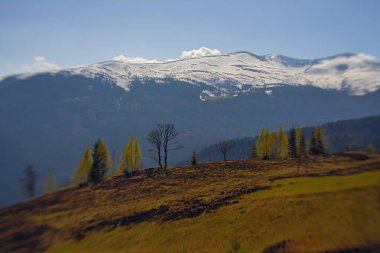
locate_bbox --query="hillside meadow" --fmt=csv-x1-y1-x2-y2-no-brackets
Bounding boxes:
1,153,380,253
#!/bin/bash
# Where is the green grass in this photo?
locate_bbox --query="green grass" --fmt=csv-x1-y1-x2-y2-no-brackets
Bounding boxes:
47,170,380,253
253,170,380,199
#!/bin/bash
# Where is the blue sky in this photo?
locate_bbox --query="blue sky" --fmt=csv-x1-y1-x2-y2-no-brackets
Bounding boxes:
0,0,379,77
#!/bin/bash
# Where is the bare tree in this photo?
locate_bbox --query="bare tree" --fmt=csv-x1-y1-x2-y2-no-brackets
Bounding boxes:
147,123,182,170
20,164,37,199
147,127,163,169
218,140,231,161
162,124,182,169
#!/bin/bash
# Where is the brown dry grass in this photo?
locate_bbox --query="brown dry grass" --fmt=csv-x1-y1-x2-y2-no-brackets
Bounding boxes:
1,153,380,253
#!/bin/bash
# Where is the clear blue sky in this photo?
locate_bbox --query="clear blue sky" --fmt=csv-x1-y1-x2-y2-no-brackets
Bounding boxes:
1,0,379,76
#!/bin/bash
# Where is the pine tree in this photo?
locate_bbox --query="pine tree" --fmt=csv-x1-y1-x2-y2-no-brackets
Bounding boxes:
191,150,197,165
88,139,112,182
43,169,57,194
20,164,37,199
288,127,297,158
297,128,308,158
316,126,326,154
310,126,327,155
296,128,308,176
72,146,93,184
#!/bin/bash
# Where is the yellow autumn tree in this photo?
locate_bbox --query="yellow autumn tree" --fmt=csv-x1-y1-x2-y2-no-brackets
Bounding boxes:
117,136,142,175
72,146,93,184
267,132,276,159
256,128,270,159
277,126,289,159
256,127,288,160
43,169,57,194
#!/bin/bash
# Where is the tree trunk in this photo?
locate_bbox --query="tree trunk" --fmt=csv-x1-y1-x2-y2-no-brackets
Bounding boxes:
164,146,168,170
158,145,163,169
297,156,300,177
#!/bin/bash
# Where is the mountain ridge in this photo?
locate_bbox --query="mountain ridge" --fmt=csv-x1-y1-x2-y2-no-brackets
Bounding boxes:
1,51,380,207
6,51,380,100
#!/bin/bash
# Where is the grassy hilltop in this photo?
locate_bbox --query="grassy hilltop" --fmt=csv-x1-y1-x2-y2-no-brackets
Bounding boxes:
1,153,380,253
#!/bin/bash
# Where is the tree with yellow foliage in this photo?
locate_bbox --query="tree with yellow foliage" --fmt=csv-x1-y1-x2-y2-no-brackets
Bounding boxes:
256,128,269,159
267,132,276,159
277,126,288,159
256,127,288,160
72,146,93,184
43,169,57,194
117,136,142,175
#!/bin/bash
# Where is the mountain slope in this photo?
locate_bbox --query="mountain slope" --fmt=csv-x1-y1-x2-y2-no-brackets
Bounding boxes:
1,51,380,207
1,154,380,253
14,52,380,99
194,115,380,163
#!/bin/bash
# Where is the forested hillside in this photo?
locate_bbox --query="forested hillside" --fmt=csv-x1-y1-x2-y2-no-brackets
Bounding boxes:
194,115,380,163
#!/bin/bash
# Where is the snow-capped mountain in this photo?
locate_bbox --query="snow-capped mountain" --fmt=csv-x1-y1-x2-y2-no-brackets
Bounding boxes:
43,51,380,100
2,51,380,207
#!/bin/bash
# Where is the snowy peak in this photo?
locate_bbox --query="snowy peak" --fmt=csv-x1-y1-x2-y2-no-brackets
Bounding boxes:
17,51,380,100
263,53,312,67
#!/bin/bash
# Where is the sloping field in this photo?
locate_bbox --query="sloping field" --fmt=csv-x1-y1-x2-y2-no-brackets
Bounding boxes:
1,153,380,253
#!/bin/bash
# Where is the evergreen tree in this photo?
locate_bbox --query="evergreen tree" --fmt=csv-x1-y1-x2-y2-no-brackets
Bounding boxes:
310,126,327,155
191,150,197,165
72,146,93,184
88,139,112,182
316,126,326,154
288,127,297,158
296,128,308,176
43,169,57,194
250,142,257,159
20,164,37,199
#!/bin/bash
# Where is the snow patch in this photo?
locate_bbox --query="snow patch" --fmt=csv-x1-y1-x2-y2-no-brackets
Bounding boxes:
12,51,380,100
265,90,273,96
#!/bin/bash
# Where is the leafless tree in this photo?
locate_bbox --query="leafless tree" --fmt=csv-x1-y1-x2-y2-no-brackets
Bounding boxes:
147,123,182,170
218,140,231,161
20,164,37,199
